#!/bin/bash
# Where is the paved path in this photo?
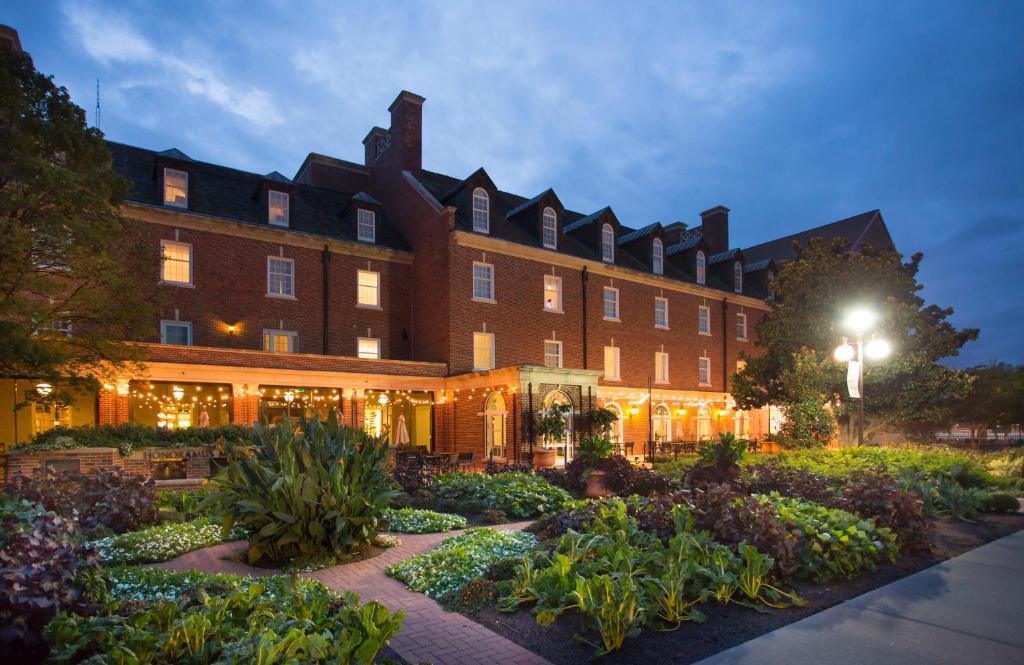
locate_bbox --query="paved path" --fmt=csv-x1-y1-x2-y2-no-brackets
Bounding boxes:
154,522,553,665
693,529,1024,665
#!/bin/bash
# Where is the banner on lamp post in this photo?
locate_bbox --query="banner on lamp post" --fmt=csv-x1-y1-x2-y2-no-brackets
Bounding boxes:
847,361,861,399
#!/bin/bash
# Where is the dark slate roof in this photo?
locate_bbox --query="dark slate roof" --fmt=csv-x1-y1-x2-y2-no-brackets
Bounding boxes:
708,248,742,265
617,222,660,245
562,206,611,234
744,258,774,273
743,210,885,264
666,235,702,255
264,171,291,183
157,148,192,161
108,141,409,251
504,189,551,218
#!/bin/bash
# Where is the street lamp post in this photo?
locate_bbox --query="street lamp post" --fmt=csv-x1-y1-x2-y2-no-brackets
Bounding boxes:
834,308,891,446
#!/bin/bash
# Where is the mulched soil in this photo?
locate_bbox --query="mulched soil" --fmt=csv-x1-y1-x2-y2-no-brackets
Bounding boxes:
464,512,1024,665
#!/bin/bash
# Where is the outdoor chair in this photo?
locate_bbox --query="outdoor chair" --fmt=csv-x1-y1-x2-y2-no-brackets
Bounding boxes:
456,451,476,472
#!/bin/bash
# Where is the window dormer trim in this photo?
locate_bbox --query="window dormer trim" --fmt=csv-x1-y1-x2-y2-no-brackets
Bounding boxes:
357,209,376,243
652,237,664,275
601,223,615,263
268,189,289,227
472,187,490,234
542,206,558,249
162,167,189,209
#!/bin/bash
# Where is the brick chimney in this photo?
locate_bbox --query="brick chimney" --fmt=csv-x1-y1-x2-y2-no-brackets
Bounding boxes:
699,205,730,254
363,90,425,172
0,25,22,52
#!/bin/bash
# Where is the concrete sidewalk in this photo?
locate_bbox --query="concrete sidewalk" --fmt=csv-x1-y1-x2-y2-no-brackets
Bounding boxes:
694,530,1024,665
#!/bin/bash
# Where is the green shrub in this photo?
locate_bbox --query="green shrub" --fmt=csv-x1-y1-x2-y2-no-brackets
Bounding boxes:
205,415,397,566
45,569,404,664
983,448,1024,479
687,433,747,487
980,492,1020,513
157,486,214,521
434,472,572,518
15,423,251,456
89,518,247,565
386,528,538,598
756,447,993,487
381,507,466,533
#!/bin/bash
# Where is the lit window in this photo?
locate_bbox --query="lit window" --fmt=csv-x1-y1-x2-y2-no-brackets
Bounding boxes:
473,332,494,371
601,224,615,262
355,270,380,307
698,356,711,386
698,305,711,335
655,351,669,383
734,261,743,293
160,320,192,345
160,240,192,285
603,287,619,320
542,207,558,249
544,340,563,368
544,274,562,312
472,188,490,233
267,257,294,298
163,168,188,208
603,346,621,380
652,238,664,275
473,262,494,301
736,313,748,341
696,251,706,285
357,337,381,359
268,190,289,226
357,209,376,243
654,297,669,328
263,329,297,353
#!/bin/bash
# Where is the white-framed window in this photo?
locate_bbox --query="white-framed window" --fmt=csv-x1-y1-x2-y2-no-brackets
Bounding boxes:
654,297,669,328
603,345,621,380
472,188,490,233
267,256,295,298
357,337,381,359
698,305,711,335
736,312,748,341
698,355,711,386
652,238,664,275
263,329,297,353
163,168,188,208
543,274,562,312
473,332,495,371
734,261,743,293
357,209,376,243
268,190,289,227
696,250,706,285
472,261,495,302
655,351,669,383
542,207,558,249
601,223,615,263
544,340,563,368
356,270,380,308
602,286,619,321
160,239,193,285
160,320,192,345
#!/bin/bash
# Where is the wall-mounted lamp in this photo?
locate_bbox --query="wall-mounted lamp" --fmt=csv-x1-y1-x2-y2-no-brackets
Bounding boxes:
35,382,53,397
718,409,731,417
227,324,236,335
676,408,687,417
172,386,185,401
116,380,130,396
629,406,640,416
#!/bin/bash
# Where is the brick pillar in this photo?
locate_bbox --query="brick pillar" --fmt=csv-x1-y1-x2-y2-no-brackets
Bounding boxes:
98,386,129,425
351,391,365,429
231,384,260,426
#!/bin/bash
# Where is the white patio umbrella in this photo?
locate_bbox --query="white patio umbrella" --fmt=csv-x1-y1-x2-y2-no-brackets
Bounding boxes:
394,414,411,446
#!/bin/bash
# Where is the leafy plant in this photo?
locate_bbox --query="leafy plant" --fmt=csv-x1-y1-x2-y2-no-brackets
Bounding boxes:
588,407,620,439
434,472,572,518
577,435,614,469
157,487,214,521
16,423,251,455
536,403,572,446
205,414,397,566
573,574,645,656
88,518,247,565
381,507,466,533
981,492,1020,512
688,433,747,487
840,468,930,552
560,455,675,497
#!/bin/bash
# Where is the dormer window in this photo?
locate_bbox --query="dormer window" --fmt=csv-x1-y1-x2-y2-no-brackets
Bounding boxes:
268,190,289,227
734,261,743,293
163,168,188,208
542,207,557,249
696,251,706,284
652,238,664,275
472,188,490,233
357,209,376,243
601,223,615,263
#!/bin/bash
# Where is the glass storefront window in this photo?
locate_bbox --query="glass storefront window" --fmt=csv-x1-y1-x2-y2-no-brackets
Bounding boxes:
365,390,433,450
259,386,342,427
130,381,232,429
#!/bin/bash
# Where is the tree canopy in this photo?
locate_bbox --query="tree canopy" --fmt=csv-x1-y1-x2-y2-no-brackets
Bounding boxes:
732,237,977,441
952,363,1024,441
0,46,157,397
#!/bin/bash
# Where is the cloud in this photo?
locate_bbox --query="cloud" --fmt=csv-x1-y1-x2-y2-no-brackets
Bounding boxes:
61,2,283,128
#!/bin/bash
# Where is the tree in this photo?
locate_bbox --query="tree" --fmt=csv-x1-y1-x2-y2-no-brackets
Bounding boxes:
776,349,837,448
0,46,157,400
733,238,977,442
952,363,1024,443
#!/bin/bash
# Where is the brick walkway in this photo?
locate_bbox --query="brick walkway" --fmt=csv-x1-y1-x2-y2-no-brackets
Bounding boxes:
153,523,553,665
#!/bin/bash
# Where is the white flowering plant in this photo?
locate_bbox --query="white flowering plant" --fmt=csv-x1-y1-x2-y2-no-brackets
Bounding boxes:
382,507,467,533
89,518,247,565
385,527,538,598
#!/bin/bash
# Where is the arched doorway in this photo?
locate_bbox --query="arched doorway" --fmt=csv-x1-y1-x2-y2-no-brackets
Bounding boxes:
543,390,574,466
696,406,713,440
604,402,624,447
653,403,671,445
484,391,507,460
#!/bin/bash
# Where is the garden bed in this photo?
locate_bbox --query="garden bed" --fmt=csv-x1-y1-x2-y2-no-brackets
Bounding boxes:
462,512,1024,665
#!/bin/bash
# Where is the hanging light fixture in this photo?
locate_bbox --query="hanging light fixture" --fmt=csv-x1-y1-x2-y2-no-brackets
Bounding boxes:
35,382,53,397
378,393,390,406
284,390,295,403
172,386,185,401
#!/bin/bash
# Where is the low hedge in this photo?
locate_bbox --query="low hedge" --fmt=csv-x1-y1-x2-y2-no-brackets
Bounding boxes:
14,423,252,456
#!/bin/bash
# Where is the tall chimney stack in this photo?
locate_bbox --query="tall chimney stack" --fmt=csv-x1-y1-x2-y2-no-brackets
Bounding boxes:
699,205,730,254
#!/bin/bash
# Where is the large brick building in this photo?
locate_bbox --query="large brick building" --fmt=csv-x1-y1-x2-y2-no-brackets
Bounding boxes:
3,88,896,465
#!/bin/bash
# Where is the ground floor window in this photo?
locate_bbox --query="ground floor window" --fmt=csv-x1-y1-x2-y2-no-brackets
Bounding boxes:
542,390,574,466
484,391,507,459
696,405,713,440
365,390,433,450
259,386,341,426
0,378,97,446
653,403,671,443
130,381,232,430
603,402,624,445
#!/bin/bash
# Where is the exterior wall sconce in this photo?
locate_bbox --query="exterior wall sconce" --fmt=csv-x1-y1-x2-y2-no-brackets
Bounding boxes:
629,406,640,416
35,382,53,397
227,324,236,335
116,380,130,396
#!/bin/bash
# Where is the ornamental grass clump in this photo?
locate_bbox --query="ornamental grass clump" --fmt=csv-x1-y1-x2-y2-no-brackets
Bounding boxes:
204,414,397,566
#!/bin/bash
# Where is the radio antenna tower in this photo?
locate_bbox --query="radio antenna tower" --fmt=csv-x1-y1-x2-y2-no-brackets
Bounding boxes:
94,78,101,131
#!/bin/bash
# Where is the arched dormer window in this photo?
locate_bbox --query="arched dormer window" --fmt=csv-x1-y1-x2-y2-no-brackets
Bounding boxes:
472,188,490,233
734,261,743,293
601,224,615,263
652,238,664,275
696,251,706,284
542,207,558,249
